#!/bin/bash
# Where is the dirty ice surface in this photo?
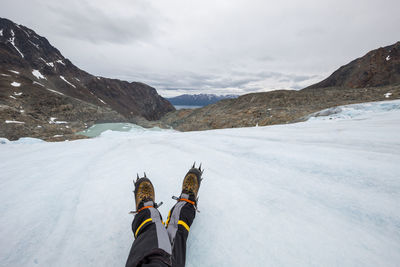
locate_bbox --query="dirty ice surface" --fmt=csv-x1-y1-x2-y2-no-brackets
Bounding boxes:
0,100,400,267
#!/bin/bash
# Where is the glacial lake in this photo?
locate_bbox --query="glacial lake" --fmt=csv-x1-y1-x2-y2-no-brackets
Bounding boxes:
77,107,201,138
77,123,166,138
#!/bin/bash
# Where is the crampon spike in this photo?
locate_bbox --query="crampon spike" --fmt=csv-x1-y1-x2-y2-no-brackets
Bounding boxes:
198,163,202,171
144,172,147,178
192,162,196,168
136,173,139,182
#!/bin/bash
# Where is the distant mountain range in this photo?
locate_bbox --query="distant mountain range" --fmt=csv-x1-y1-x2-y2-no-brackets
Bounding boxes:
166,94,238,106
0,17,174,140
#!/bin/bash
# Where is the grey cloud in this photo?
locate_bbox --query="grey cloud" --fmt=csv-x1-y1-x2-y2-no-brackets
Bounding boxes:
296,27,326,37
257,56,275,62
45,1,159,44
291,75,319,82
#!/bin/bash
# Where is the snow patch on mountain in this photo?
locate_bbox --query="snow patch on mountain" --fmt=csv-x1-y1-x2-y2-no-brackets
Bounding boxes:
98,98,107,105
59,76,76,88
5,120,24,124
49,117,67,124
39,58,55,67
7,30,24,58
21,29,30,37
46,88,64,95
28,40,39,49
33,81,44,87
32,70,46,80
11,82,21,87
56,60,66,66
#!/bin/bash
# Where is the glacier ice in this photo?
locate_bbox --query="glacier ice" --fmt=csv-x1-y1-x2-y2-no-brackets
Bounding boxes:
0,100,400,267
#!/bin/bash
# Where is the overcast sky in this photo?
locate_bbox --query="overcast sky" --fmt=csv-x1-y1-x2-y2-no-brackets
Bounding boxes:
1,0,399,97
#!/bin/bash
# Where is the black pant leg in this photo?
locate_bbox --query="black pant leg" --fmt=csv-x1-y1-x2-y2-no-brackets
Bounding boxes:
166,202,196,267
126,206,172,267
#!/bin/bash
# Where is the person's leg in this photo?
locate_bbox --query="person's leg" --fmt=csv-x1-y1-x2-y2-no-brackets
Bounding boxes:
126,202,172,267
126,177,172,267
166,195,196,267
166,165,203,267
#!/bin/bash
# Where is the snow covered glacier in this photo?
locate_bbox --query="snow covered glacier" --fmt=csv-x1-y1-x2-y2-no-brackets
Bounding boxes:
1,100,400,267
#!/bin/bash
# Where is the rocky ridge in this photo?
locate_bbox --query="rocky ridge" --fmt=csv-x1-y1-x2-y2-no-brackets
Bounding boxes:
307,42,400,89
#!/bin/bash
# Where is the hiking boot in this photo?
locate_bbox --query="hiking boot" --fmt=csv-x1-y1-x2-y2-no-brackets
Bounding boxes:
134,174,155,211
180,163,203,204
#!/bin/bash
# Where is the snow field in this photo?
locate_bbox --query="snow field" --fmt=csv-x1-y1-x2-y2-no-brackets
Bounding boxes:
0,100,400,266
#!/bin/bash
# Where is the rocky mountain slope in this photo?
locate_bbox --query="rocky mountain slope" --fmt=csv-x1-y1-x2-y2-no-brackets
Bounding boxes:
307,42,400,89
159,42,400,131
166,94,237,106
0,18,174,140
